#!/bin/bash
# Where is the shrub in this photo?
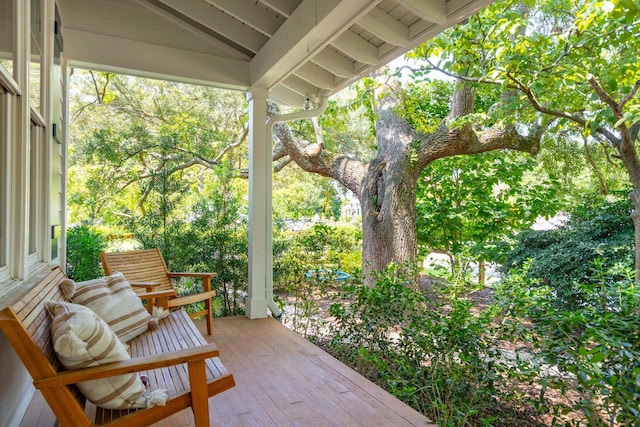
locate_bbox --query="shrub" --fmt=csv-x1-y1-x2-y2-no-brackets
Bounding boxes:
496,262,640,425
500,197,633,310
273,223,361,335
127,177,249,317
323,263,539,426
66,225,107,281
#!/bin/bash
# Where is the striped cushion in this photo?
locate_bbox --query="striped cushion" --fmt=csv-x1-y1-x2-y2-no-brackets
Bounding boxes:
61,272,151,343
46,301,148,409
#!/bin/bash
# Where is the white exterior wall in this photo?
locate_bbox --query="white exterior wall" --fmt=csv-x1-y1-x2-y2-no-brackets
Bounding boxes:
0,1,67,425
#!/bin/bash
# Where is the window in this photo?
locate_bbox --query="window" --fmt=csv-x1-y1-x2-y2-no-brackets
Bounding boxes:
0,0,13,78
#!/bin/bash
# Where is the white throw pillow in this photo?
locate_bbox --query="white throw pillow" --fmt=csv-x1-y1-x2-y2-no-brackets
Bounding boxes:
46,301,167,409
60,272,151,343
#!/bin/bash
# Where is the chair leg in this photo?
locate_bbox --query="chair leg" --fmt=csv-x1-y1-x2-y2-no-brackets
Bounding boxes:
205,298,213,335
188,360,210,427
202,276,214,335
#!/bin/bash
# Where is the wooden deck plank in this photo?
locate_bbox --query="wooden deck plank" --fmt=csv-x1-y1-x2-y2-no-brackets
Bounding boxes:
20,316,435,427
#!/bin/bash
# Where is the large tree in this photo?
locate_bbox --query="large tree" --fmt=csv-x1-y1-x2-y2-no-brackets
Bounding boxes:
272,0,639,282
410,0,640,278
272,76,546,282
68,71,249,224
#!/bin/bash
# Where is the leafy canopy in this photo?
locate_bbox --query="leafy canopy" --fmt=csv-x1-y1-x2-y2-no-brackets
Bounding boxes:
417,150,561,262
409,0,640,134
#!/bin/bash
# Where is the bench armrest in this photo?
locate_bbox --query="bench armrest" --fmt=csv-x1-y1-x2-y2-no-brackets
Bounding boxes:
35,344,220,389
167,290,218,308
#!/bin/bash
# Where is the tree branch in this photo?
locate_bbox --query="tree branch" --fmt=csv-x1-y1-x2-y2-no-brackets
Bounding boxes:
118,158,220,192
213,125,248,163
620,80,640,109
274,156,292,172
587,74,618,112
421,58,506,87
506,72,621,144
268,101,367,195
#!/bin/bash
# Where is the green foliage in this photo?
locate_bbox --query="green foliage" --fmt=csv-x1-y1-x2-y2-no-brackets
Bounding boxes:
398,80,454,134
273,223,362,291
536,132,626,201
416,151,562,267
66,225,107,281
500,196,633,309
319,96,377,161
67,71,248,224
496,262,640,425
128,166,249,316
322,259,639,426
324,263,540,426
273,223,362,336
272,168,344,221
409,0,640,180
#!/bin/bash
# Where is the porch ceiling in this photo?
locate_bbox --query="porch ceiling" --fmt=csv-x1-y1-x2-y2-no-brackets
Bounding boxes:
57,0,492,106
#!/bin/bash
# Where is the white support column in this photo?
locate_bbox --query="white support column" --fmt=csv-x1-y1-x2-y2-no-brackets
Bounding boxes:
245,88,271,319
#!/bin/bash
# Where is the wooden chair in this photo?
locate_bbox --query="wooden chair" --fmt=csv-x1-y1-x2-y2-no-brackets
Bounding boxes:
101,248,218,335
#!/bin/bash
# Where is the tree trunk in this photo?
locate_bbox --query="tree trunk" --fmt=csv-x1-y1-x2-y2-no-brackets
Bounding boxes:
586,76,640,281
360,157,418,285
617,141,640,282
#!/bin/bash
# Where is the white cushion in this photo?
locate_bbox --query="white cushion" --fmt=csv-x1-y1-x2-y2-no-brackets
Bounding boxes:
60,272,151,343
46,301,151,409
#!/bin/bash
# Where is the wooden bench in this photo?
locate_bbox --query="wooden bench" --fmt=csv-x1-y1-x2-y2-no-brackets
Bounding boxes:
0,266,235,427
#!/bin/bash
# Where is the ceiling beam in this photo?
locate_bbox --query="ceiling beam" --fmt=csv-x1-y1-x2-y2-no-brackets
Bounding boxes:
270,85,307,107
258,0,298,17
395,0,448,25
331,30,379,65
295,62,336,89
148,0,267,54
204,0,284,37
358,7,409,46
250,0,380,89
311,48,355,78
281,75,321,97
63,28,250,90
446,0,493,22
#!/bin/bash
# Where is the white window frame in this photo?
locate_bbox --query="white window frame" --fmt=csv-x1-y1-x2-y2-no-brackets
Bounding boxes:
0,87,12,283
27,109,45,269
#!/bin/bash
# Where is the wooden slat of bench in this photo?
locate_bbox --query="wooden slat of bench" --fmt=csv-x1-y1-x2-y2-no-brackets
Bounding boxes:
95,310,231,423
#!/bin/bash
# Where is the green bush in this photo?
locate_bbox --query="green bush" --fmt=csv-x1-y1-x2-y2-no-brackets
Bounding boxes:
66,225,107,281
273,223,362,291
500,197,633,309
323,263,539,426
126,169,249,317
496,262,640,425
271,223,361,336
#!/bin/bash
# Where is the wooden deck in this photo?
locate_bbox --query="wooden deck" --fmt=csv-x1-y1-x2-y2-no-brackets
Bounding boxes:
20,316,435,427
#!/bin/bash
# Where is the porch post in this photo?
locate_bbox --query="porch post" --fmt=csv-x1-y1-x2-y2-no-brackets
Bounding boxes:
246,88,271,319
